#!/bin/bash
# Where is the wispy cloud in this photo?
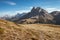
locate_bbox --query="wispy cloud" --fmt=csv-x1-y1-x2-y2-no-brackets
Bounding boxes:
0,7,32,17
45,8,60,13
4,1,16,5
15,7,33,13
0,11,16,17
16,10,31,13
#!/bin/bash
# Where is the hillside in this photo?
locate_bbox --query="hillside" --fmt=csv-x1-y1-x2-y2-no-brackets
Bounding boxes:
0,19,60,40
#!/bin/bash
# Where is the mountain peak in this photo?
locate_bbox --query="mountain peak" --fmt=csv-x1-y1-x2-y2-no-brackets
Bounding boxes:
4,7,54,24
31,7,48,15
31,7,42,12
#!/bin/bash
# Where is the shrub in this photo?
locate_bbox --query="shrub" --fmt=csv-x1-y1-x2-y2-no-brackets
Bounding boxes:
0,28,4,34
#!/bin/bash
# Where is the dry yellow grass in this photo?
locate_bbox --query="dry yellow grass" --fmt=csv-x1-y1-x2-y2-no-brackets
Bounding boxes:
0,19,60,40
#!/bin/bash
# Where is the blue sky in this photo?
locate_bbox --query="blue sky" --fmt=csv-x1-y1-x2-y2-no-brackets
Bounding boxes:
0,0,60,16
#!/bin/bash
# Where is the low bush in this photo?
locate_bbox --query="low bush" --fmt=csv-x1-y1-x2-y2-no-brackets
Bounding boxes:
0,28,4,34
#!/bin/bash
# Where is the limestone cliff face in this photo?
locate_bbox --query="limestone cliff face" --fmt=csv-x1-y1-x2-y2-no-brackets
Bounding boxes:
2,7,60,24
16,7,53,24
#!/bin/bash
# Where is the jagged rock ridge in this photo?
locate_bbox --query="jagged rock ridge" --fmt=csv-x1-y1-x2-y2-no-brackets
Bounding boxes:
1,7,60,24
14,7,54,24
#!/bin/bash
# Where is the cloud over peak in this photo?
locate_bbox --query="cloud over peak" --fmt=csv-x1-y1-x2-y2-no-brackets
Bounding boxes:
45,8,60,13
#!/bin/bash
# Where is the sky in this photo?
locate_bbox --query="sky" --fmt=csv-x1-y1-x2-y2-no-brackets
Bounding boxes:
0,0,60,16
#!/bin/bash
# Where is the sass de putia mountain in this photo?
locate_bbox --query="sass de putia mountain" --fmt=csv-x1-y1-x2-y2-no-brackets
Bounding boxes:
0,7,60,40
1,7,60,25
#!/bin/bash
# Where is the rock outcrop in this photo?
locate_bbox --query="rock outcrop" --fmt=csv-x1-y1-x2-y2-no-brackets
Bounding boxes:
15,7,54,24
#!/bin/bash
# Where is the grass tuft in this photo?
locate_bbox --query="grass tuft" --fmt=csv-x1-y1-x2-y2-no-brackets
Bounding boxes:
0,28,4,34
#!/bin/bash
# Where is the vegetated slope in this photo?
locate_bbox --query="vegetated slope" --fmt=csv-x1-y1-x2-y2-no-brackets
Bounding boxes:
0,19,60,40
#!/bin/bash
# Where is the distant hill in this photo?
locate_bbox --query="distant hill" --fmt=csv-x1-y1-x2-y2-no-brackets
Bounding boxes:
9,13,27,22
0,13,26,22
50,11,60,24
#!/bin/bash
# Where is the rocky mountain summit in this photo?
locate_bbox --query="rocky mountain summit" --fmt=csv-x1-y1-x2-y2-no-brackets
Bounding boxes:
12,7,54,24
1,7,60,24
